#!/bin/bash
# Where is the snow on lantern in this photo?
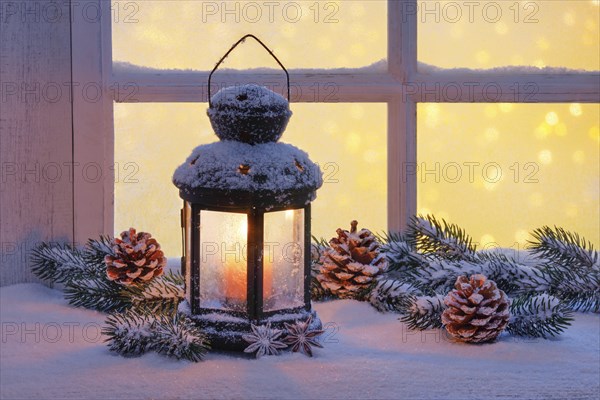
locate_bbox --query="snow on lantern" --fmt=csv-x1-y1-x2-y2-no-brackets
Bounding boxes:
172,35,323,350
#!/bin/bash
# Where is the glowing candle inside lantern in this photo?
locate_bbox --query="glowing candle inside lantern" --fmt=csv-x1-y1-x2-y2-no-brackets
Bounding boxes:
224,218,247,304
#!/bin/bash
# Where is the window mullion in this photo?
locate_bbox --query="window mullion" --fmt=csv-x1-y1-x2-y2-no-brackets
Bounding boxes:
387,0,418,232
411,72,600,103
111,71,400,103
72,0,114,241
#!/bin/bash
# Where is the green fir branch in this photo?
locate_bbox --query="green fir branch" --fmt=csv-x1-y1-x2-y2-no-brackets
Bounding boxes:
475,252,553,296
64,275,131,312
507,293,574,338
103,309,210,362
103,309,154,356
380,235,427,273
369,279,421,313
83,235,116,267
153,313,210,362
407,215,476,261
30,243,88,284
528,226,599,312
399,294,446,330
529,226,598,270
126,271,185,314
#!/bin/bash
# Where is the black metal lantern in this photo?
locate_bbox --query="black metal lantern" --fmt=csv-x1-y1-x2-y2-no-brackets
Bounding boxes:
173,35,323,351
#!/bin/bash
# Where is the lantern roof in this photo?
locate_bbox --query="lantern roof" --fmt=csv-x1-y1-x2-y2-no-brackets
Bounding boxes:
173,84,322,209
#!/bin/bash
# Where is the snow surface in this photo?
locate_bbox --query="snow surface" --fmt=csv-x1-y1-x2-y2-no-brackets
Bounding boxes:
1,283,599,400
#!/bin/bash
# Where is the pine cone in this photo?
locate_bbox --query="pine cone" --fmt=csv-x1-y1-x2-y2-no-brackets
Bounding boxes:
105,228,166,285
442,274,510,343
317,221,388,299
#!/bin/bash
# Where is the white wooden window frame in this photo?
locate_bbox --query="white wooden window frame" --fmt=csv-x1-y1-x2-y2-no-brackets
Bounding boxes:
71,0,600,242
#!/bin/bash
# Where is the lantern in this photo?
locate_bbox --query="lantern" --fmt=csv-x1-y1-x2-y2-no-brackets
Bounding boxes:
173,35,323,351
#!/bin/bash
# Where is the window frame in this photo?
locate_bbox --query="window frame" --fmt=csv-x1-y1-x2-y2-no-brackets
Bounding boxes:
71,0,600,242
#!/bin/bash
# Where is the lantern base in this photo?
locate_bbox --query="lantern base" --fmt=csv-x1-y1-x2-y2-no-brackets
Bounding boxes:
178,301,321,352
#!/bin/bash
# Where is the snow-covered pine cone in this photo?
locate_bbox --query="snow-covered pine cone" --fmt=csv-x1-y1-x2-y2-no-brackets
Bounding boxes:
317,220,388,300
442,274,510,343
105,228,166,286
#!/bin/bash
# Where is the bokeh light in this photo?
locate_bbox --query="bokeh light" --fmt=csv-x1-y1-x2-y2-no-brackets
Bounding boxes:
419,0,599,70
112,0,387,70
418,103,599,249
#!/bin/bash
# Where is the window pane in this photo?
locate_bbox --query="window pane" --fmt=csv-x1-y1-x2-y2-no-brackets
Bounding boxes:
417,103,600,249
112,0,387,70
263,209,305,312
418,0,599,70
114,102,387,257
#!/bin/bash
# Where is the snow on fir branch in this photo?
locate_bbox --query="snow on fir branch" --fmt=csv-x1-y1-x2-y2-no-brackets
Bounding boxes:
528,226,599,312
152,313,210,362
400,294,446,331
406,215,476,262
30,243,91,283
529,226,598,270
507,293,574,338
103,309,154,357
126,271,185,314
103,309,209,362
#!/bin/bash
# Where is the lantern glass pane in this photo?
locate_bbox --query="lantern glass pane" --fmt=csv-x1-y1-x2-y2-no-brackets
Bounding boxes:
184,201,192,304
199,210,248,312
263,209,305,312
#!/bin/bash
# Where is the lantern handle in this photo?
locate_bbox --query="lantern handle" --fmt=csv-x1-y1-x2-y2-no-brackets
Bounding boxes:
207,34,290,107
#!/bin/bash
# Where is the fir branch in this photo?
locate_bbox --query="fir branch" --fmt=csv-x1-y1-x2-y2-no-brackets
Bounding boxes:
83,235,115,267
476,252,553,296
369,279,421,313
126,271,185,314
507,293,574,338
400,259,487,295
30,243,88,284
104,308,210,362
407,215,476,261
64,275,131,312
528,226,599,312
399,294,446,330
153,314,210,362
529,226,598,270
380,235,427,272
103,309,154,356
543,269,600,313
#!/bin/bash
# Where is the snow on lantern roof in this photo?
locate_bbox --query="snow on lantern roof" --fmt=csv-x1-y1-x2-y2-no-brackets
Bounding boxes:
173,84,322,207
173,140,322,194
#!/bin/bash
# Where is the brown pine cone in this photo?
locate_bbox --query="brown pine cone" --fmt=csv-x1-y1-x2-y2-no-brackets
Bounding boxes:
442,274,510,343
105,228,166,285
317,221,388,299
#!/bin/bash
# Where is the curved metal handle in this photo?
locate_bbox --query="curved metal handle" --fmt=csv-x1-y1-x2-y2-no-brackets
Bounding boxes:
207,34,290,107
